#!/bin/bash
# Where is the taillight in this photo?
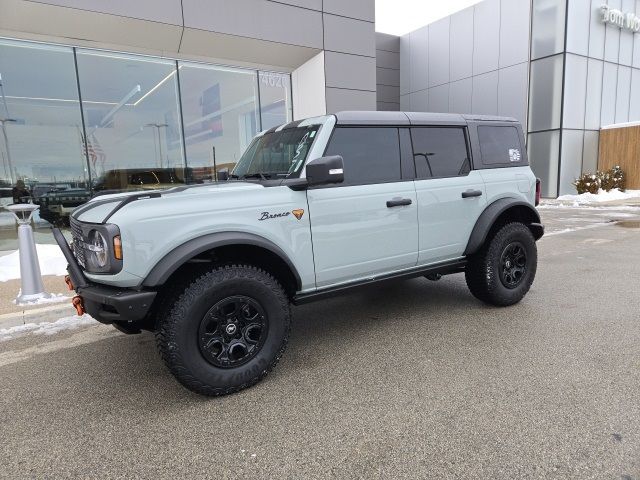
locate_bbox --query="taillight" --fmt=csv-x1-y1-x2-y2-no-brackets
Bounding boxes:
535,178,541,206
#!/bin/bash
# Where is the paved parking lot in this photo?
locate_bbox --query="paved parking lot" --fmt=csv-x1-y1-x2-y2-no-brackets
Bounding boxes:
1,206,640,479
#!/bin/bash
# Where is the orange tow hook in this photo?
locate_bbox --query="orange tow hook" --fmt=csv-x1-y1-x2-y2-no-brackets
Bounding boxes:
64,275,74,291
72,295,85,316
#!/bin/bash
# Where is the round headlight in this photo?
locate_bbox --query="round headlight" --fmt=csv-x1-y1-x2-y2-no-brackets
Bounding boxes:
89,230,108,268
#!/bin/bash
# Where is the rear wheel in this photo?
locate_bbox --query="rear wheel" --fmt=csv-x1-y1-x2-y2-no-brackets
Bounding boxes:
156,264,290,396
465,222,537,306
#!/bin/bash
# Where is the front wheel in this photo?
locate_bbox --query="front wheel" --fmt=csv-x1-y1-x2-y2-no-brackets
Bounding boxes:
156,265,290,396
465,222,537,306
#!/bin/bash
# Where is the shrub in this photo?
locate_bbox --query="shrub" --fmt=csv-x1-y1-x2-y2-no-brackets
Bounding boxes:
600,165,626,192
573,166,626,194
573,173,600,194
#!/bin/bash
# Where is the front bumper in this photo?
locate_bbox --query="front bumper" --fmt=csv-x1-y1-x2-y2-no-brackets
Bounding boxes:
52,227,156,325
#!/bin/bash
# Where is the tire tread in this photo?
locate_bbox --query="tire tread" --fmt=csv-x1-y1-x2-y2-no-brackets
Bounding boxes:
155,264,290,396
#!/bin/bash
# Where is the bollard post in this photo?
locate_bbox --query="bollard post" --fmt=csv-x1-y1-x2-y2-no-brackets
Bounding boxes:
6,204,52,305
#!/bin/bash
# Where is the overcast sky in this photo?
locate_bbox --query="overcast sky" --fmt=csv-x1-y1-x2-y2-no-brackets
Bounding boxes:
375,0,484,36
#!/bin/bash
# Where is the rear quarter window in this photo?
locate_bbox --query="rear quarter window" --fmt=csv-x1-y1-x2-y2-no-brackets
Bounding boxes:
478,125,525,166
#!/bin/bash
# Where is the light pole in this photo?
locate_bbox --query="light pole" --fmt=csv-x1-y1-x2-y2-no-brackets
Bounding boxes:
0,118,16,185
144,123,168,168
6,204,52,305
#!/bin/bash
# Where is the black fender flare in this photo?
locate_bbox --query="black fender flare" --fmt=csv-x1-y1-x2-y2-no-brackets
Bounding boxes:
464,198,544,256
142,232,302,289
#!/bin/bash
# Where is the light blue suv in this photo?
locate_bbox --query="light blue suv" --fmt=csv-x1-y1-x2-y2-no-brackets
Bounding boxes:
54,111,544,396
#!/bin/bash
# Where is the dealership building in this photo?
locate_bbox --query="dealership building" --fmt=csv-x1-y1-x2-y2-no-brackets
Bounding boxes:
0,0,639,249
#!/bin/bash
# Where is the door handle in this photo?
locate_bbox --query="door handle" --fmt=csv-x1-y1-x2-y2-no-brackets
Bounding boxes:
461,189,483,198
386,198,412,208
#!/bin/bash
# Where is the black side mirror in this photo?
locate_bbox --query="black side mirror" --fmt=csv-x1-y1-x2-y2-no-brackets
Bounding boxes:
305,155,344,187
217,169,229,181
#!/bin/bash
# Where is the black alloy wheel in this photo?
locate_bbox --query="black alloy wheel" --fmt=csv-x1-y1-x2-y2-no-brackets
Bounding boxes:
499,242,527,289
198,295,268,368
156,264,290,396
464,222,537,307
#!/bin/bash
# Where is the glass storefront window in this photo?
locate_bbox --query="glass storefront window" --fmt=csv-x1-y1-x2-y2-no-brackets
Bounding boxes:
75,50,184,193
0,39,87,249
531,0,567,60
528,129,560,198
258,71,293,131
528,54,564,132
179,62,259,181
0,37,293,251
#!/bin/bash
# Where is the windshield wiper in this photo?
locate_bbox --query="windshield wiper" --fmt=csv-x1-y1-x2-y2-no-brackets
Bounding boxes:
240,173,271,180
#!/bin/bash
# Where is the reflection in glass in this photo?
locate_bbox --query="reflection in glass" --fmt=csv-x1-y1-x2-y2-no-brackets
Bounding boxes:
258,71,292,131
528,130,560,197
179,62,259,181
75,50,184,192
528,54,563,132
0,39,88,245
531,0,567,60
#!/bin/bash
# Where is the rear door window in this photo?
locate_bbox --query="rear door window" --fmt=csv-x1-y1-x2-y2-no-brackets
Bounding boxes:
410,127,470,178
324,127,401,186
478,125,524,165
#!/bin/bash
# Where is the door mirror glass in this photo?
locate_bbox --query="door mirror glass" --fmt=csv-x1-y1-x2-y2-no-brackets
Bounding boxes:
305,156,344,187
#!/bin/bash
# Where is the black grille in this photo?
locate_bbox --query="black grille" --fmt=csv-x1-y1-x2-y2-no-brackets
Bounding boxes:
70,218,86,267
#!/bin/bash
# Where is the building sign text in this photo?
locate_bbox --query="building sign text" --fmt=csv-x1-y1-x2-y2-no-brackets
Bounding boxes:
600,4,640,33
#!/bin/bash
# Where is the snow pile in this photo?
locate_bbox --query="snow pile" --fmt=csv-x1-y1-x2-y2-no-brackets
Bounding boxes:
556,189,640,205
0,314,94,342
0,244,68,282
12,292,70,306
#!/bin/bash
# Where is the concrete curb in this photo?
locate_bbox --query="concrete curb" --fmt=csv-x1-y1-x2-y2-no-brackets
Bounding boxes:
0,302,75,329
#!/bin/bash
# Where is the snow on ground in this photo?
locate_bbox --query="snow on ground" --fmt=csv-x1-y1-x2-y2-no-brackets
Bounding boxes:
0,244,68,282
555,189,640,205
0,314,95,342
12,292,70,305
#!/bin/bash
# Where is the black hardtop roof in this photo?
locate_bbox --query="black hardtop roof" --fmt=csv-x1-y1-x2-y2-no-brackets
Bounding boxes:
334,111,519,126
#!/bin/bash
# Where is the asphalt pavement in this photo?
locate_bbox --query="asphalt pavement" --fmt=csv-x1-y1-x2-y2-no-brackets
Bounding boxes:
1,206,639,479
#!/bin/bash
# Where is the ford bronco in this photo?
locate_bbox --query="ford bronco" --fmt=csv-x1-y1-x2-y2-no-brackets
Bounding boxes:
53,111,543,396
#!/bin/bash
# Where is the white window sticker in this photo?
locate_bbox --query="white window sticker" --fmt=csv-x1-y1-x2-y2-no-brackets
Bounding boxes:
508,148,521,162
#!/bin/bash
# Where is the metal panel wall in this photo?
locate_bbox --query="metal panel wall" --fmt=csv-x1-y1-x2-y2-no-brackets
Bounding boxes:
615,66,632,124
472,71,499,115
376,32,400,111
473,0,500,75
500,0,531,67
604,0,622,62
601,63,618,126
584,59,604,130
397,0,530,128
498,62,529,124
449,78,473,114
588,0,606,59
631,69,640,121
554,0,640,195
563,54,588,129
566,0,591,56
409,27,429,94
449,7,474,82
428,84,449,113
428,18,450,88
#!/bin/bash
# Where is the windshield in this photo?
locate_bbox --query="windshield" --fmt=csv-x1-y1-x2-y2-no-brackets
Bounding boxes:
232,125,320,179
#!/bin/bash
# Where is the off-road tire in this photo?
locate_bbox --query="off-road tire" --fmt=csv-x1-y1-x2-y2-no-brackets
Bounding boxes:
465,222,537,306
156,264,290,396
